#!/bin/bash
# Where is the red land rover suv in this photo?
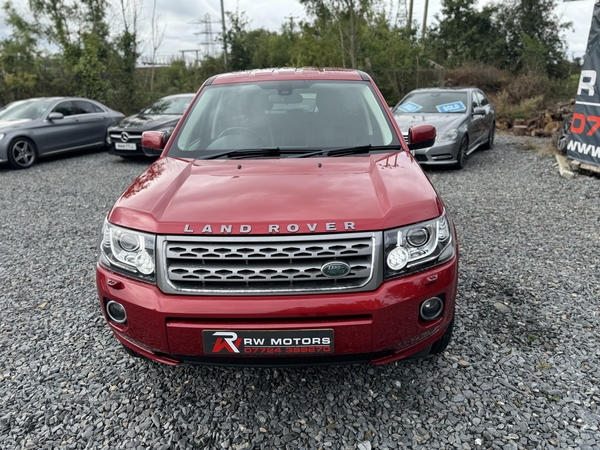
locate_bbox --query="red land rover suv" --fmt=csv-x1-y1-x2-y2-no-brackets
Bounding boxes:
96,68,458,366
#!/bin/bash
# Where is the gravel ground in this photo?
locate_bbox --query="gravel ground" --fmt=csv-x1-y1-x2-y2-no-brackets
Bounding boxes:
0,135,599,450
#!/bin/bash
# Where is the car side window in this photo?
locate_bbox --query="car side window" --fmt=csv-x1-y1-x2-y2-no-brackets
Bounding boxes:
477,92,489,106
53,101,78,116
471,93,480,111
75,100,103,114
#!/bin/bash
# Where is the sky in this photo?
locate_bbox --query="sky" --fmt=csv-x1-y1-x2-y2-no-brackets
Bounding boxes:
0,0,594,63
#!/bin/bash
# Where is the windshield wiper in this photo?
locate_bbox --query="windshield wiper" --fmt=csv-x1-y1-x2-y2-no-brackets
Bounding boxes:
196,147,314,160
291,144,403,158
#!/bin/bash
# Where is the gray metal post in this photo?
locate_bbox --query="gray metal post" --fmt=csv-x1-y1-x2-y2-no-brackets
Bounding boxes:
220,0,228,69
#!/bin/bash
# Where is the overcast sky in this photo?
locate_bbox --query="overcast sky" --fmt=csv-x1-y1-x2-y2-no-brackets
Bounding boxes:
0,0,593,62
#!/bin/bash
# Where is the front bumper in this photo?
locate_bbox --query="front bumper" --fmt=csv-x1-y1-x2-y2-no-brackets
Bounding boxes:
107,128,147,156
414,141,460,165
96,255,458,366
107,143,146,157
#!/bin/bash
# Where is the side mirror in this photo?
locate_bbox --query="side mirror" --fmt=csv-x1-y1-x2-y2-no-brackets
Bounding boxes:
407,124,436,150
47,112,64,121
473,107,486,116
142,131,167,157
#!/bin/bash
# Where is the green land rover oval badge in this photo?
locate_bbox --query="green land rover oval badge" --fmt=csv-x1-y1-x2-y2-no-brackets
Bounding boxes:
321,261,351,278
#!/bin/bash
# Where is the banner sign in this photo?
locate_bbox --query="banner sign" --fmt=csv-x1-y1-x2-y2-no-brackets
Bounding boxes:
567,2,600,167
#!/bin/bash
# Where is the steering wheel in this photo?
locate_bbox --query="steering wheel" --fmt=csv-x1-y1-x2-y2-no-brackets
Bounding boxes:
218,127,261,140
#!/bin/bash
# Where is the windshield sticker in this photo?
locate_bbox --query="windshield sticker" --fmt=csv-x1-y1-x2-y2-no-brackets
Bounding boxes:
436,101,466,113
397,102,423,113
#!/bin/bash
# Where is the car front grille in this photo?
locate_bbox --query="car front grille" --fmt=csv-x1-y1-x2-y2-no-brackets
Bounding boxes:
157,232,381,295
110,132,143,143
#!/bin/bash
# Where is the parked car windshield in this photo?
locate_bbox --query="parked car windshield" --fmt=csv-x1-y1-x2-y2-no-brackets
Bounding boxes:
143,95,193,115
169,81,398,157
0,99,54,120
395,92,469,114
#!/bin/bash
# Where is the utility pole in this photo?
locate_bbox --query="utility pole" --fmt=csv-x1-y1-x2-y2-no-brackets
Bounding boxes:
220,0,228,69
407,0,414,31
421,0,429,42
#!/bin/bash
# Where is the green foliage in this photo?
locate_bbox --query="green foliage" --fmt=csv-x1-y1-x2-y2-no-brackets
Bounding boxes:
72,32,109,101
225,10,253,71
0,3,41,102
495,0,571,77
425,0,505,67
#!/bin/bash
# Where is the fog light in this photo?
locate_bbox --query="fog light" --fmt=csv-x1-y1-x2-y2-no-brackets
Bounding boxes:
106,300,127,324
420,297,443,321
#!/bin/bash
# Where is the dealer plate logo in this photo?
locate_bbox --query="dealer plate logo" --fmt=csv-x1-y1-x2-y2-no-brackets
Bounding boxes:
321,261,351,278
203,330,334,355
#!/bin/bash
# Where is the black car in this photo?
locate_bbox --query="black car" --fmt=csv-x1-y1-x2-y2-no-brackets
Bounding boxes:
107,93,195,158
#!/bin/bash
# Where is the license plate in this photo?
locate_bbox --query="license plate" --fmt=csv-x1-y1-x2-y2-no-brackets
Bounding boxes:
203,329,334,355
115,143,136,150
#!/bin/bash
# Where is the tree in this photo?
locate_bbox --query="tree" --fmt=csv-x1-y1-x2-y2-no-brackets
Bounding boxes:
494,0,571,77
362,12,420,101
26,0,113,98
148,0,165,94
225,10,253,71
299,0,374,68
0,3,41,103
425,0,505,68
109,0,143,113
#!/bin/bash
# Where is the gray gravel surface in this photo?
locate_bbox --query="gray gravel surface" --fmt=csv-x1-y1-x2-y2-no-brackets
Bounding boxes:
0,135,599,450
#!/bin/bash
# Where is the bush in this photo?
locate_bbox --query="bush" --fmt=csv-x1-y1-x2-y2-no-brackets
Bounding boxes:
445,64,506,93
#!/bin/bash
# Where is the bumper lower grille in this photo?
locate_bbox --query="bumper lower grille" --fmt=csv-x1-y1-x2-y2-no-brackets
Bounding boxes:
158,232,381,295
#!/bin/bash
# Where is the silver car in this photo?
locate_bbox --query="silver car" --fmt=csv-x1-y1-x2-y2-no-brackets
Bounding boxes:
392,88,495,169
0,97,124,169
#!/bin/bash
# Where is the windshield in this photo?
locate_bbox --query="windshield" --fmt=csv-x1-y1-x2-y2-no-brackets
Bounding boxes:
168,81,398,158
394,92,468,114
143,95,194,115
0,99,54,120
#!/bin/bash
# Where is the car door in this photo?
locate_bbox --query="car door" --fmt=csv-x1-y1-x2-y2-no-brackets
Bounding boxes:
73,100,110,147
42,101,88,154
469,91,485,148
475,91,494,135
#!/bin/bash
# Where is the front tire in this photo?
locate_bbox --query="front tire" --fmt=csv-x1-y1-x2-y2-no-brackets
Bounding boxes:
454,137,468,170
8,138,38,169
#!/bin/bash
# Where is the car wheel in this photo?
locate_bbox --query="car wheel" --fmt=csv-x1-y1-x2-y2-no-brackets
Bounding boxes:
8,138,38,170
482,122,495,150
556,114,572,154
454,137,468,170
429,317,454,354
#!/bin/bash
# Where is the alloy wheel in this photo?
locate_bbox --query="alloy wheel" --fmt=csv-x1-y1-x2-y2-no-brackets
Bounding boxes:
9,139,37,169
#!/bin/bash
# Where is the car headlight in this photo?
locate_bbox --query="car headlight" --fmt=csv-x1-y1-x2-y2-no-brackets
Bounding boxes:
0,133,5,141
98,220,156,283
436,129,458,143
384,212,455,280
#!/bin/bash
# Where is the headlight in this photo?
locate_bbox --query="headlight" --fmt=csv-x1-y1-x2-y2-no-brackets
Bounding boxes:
436,129,458,143
0,133,5,141
384,212,455,280
98,220,156,283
